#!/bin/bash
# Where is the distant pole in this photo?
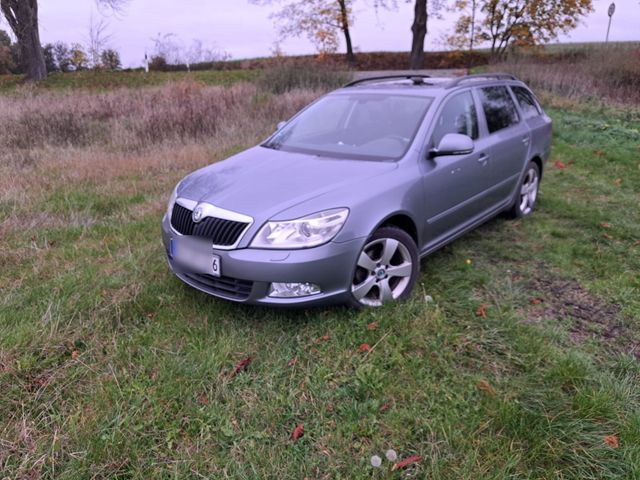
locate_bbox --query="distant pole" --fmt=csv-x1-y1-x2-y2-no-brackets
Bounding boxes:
606,2,616,43
144,52,149,73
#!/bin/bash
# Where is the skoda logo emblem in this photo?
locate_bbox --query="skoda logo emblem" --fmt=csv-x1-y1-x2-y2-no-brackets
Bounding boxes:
192,205,204,223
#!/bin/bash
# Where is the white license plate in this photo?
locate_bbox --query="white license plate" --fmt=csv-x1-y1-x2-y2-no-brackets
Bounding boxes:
170,237,221,277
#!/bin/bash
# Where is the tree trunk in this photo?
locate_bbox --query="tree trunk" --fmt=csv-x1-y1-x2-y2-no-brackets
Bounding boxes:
409,0,427,70
0,0,46,82
469,0,476,51
337,0,355,65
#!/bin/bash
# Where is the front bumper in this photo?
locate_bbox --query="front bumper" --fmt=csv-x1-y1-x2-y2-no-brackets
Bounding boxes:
161,214,364,306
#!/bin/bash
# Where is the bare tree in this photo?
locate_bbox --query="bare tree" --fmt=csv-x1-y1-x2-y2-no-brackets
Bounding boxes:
87,14,113,68
0,0,128,82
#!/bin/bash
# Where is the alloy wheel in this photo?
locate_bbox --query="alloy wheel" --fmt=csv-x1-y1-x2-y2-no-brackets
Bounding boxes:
519,167,539,215
351,237,413,307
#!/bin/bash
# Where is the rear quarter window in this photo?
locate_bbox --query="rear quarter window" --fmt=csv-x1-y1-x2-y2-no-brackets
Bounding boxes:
511,86,542,119
478,86,520,134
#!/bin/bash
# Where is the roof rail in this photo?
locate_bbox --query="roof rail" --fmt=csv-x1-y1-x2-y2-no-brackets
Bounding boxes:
446,73,519,89
343,74,432,88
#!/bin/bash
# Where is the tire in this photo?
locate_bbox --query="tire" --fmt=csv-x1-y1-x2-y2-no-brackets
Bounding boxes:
348,226,419,308
508,161,541,218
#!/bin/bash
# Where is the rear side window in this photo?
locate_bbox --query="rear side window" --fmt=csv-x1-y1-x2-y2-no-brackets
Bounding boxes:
511,86,541,119
478,86,520,134
431,91,479,147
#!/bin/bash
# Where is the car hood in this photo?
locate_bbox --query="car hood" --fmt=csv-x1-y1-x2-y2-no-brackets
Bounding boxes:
178,146,398,220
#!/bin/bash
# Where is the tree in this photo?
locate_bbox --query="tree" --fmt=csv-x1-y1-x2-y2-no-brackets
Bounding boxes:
42,42,58,72
408,0,444,69
100,48,121,70
447,0,479,51
0,0,128,82
53,42,72,72
0,29,15,74
0,0,46,81
70,43,89,71
251,0,394,64
87,15,113,69
450,0,593,56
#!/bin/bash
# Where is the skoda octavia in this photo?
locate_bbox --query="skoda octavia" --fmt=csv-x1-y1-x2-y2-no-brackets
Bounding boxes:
162,73,552,307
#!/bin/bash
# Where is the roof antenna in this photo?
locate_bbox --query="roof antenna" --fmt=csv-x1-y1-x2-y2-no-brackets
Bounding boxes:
411,76,425,85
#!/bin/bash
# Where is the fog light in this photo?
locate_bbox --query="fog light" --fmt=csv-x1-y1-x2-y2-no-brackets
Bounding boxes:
269,282,321,298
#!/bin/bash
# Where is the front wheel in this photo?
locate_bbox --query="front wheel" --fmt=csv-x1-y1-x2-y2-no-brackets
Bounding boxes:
349,226,419,307
508,161,540,218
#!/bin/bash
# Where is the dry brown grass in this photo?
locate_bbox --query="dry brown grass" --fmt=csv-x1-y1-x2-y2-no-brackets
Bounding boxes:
0,81,319,237
490,45,640,106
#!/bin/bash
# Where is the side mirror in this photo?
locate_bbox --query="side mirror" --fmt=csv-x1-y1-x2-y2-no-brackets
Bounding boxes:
429,133,474,158
277,121,287,130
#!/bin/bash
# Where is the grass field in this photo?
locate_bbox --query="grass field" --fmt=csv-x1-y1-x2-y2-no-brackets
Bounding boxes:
0,69,260,93
1,73,639,478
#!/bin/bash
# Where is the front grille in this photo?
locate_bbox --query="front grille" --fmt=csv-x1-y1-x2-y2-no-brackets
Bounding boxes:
171,203,249,247
182,272,253,301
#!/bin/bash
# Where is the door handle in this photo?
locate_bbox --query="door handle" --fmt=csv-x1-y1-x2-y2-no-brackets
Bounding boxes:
522,136,530,145
478,153,490,164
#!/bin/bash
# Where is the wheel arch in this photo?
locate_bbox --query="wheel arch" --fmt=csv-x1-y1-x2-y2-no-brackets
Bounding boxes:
375,212,420,247
530,155,544,178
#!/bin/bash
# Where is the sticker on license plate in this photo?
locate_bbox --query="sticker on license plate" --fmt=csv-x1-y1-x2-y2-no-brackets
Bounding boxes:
170,237,221,277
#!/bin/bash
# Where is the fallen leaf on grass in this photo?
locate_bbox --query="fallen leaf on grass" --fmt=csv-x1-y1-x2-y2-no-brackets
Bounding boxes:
292,423,304,442
476,379,496,396
317,335,330,343
367,322,378,331
554,160,567,170
197,394,209,405
359,343,372,353
602,233,612,240
287,357,297,367
529,298,543,305
476,304,487,318
71,350,80,360
391,455,422,471
603,434,619,448
379,403,392,412
229,356,252,379
614,178,622,187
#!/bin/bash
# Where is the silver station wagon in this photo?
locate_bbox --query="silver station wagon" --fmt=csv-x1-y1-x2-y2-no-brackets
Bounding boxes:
162,73,552,307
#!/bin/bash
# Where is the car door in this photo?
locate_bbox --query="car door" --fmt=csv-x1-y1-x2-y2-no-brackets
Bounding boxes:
510,85,553,162
420,90,495,245
475,85,530,208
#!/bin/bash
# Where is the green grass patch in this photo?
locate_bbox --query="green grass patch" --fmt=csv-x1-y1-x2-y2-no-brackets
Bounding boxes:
0,69,260,93
1,104,639,478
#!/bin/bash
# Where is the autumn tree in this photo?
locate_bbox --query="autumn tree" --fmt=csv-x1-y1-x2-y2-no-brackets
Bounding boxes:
447,0,479,51
252,0,394,64
450,0,593,56
0,0,127,81
70,43,89,71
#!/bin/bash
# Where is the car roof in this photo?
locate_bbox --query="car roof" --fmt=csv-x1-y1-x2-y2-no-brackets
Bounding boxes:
333,73,528,99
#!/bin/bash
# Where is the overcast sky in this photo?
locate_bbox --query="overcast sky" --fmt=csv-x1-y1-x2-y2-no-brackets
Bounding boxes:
28,0,640,67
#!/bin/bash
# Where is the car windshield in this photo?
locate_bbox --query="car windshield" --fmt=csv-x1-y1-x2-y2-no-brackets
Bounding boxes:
263,93,433,161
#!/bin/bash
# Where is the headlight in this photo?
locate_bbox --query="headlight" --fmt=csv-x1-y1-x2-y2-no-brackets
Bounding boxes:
250,208,349,249
166,182,180,219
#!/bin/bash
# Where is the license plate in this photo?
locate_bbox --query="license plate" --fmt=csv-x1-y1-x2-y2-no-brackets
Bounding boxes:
170,237,221,277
